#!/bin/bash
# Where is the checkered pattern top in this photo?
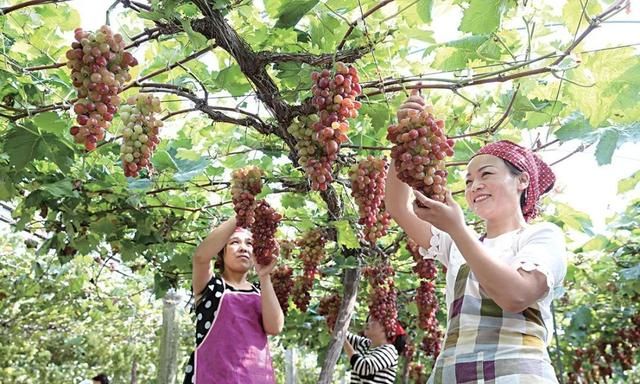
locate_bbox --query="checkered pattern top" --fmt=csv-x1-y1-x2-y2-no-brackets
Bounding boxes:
420,222,567,383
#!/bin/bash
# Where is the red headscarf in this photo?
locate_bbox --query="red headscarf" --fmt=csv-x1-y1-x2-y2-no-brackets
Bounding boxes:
475,140,555,221
392,321,406,342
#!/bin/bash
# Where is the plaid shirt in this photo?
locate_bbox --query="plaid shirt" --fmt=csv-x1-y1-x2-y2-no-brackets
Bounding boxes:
421,223,566,383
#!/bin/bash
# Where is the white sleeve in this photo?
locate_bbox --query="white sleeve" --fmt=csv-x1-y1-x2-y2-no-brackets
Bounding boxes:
512,222,567,300
418,225,453,269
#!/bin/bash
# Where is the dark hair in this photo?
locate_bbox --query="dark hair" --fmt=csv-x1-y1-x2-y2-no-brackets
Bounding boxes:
91,374,109,384
393,333,407,355
215,248,225,272
365,314,407,354
501,158,526,212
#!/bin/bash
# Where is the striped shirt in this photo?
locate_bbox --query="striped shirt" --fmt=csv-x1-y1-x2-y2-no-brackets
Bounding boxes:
347,332,398,384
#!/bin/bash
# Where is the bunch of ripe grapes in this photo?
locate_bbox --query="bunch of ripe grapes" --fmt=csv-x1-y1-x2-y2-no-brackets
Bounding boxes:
119,94,162,177
271,265,293,315
349,156,392,244
302,62,362,191
230,166,263,228
252,200,282,265
287,114,333,191
408,239,443,358
318,293,342,330
67,25,137,151
387,103,455,203
364,262,399,339
291,229,326,312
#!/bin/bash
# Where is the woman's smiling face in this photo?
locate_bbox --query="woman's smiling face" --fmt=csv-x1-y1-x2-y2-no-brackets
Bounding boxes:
465,154,528,221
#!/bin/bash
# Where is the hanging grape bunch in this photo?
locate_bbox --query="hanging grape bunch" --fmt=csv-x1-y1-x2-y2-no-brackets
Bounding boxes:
119,94,162,177
287,114,332,191
409,362,428,384
318,293,342,330
251,200,282,266
387,100,455,203
305,62,362,191
407,239,443,358
271,265,293,315
67,25,138,151
568,314,640,383
349,156,392,244
291,229,327,312
230,166,263,228
279,239,295,260
364,262,398,339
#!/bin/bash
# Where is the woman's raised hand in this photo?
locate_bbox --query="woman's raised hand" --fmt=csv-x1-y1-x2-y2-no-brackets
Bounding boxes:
254,240,279,279
412,189,466,235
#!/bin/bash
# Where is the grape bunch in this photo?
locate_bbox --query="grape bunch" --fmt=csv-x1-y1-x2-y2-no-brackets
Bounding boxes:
318,293,342,330
408,239,443,358
387,104,455,202
364,262,399,339
409,362,428,384
349,156,392,244
287,114,333,191
279,239,295,260
300,62,362,191
403,340,416,361
291,229,327,312
291,270,314,312
230,166,263,228
251,200,282,266
119,94,162,177
408,239,437,280
271,265,293,315
67,25,137,151
568,314,640,383
311,62,362,123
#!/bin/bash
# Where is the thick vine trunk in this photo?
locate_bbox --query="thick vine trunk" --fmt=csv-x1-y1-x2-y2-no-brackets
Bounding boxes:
318,266,361,383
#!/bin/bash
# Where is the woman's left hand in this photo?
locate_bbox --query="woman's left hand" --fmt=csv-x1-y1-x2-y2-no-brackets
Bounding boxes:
254,241,279,279
412,189,466,235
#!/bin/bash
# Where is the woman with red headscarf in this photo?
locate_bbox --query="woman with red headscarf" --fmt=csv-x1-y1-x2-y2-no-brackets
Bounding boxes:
343,315,407,383
182,217,284,384
385,91,566,383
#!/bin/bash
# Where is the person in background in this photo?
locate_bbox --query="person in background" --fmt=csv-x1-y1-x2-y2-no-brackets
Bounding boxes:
343,315,407,383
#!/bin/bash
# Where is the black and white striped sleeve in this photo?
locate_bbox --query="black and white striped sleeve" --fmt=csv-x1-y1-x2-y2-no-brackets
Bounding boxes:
349,344,398,376
346,332,370,354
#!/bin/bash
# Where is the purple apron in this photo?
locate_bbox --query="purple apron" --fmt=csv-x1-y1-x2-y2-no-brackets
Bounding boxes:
194,284,275,383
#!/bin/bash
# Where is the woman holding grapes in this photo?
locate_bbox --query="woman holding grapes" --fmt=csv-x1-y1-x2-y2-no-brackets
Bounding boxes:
385,91,567,383
182,217,284,384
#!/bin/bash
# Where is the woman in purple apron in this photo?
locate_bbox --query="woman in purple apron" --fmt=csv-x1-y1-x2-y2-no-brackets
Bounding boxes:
183,217,284,384
384,91,567,383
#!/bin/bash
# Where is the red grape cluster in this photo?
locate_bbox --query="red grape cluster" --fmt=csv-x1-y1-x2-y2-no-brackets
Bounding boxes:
364,262,399,339
291,229,327,312
568,314,640,383
302,62,362,191
349,156,392,244
230,166,263,228
318,293,342,330
251,200,282,265
409,362,428,384
67,25,137,151
279,239,295,260
271,265,293,315
404,340,416,361
291,270,314,312
408,239,443,358
387,104,455,203
119,94,162,177
287,114,333,191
